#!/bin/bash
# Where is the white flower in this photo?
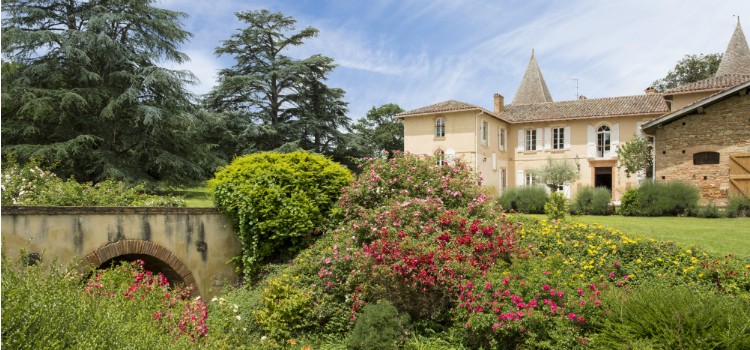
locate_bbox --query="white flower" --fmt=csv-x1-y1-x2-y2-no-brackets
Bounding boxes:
212,297,218,302
261,336,267,341
195,296,201,300
236,315,241,320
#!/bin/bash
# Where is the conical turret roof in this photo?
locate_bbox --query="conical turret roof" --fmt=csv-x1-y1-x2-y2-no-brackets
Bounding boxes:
512,50,554,105
715,20,750,76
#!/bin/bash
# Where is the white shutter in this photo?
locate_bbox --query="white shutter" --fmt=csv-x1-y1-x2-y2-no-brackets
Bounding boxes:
492,153,496,170
498,127,502,151
587,124,596,158
479,120,484,146
445,148,456,166
544,127,551,151
518,129,525,152
611,123,620,158
536,128,543,151
564,126,571,150
503,129,508,152
636,121,643,137
486,121,490,148
517,170,524,186
564,183,571,198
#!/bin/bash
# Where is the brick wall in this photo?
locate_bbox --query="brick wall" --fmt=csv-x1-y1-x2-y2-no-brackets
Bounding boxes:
653,92,750,206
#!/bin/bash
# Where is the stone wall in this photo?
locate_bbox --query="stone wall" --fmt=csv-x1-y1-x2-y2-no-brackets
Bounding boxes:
653,92,750,205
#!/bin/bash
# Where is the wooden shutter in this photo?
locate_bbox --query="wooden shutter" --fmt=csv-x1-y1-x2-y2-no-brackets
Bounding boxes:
544,127,551,151
611,123,620,158
536,128,543,151
587,125,596,158
518,129,524,152
492,153,496,170
503,129,508,152
517,170,524,187
564,126,571,150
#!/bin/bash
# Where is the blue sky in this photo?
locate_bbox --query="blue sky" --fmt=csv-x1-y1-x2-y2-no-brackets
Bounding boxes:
159,0,750,120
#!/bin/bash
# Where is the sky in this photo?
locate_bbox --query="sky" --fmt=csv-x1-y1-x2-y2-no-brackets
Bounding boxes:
159,0,750,120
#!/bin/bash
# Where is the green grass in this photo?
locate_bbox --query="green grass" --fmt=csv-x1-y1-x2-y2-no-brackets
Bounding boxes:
518,213,750,257
161,187,213,207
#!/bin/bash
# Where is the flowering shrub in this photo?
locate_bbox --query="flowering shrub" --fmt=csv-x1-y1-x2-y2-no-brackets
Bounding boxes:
208,151,352,274
544,192,567,221
1,159,185,207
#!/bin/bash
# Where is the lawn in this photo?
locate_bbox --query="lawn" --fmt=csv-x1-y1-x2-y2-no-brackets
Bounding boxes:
518,213,750,257
161,187,214,207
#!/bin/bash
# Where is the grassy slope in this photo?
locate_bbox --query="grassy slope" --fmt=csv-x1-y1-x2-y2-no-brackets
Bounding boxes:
519,214,750,257
162,187,213,207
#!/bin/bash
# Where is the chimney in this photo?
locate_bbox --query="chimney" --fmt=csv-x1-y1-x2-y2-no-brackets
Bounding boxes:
645,86,657,94
578,95,587,100
493,93,504,113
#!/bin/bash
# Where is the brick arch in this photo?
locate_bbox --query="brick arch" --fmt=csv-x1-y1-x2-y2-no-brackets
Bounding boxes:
81,240,200,297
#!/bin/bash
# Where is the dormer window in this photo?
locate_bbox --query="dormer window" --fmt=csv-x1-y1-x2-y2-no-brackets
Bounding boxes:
436,118,445,138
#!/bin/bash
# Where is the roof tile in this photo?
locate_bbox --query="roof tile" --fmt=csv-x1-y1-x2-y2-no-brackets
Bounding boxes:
500,94,669,122
663,74,750,94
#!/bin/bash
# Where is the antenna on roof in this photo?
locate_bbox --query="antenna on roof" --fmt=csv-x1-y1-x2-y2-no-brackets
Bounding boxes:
569,79,579,100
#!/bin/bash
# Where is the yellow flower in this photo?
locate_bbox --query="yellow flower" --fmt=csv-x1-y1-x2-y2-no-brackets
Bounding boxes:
657,258,662,262
637,259,642,263
699,274,704,277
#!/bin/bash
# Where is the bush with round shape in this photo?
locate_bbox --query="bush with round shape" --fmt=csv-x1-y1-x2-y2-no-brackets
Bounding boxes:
347,300,409,350
618,188,640,216
570,186,612,215
208,151,352,273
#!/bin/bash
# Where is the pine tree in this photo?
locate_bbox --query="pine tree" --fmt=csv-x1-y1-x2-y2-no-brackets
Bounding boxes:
1,0,224,188
203,9,347,154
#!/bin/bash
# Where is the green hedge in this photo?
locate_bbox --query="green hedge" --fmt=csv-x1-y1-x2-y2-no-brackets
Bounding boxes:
208,151,352,274
498,186,548,214
637,180,700,216
570,185,613,215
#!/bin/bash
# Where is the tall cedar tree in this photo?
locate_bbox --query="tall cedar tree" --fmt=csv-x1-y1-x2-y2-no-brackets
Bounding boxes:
352,103,405,158
203,10,349,155
1,0,223,188
651,53,722,92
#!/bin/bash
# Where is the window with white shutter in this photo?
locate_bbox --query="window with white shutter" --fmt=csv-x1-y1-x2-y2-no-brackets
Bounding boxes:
587,125,596,158
611,123,620,158
525,129,537,151
518,129,525,152
544,127,552,151
564,126,571,150
492,153,496,170
552,127,565,150
536,128,543,151
517,170,524,187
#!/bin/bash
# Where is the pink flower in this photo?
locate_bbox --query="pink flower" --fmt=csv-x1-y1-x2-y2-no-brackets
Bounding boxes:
542,285,550,290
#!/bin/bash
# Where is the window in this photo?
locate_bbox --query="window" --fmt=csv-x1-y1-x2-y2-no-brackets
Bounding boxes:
597,125,611,158
525,129,537,151
525,172,534,186
435,150,445,165
693,152,720,165
435,118,445,138
498,127,506,151
481,120,489,146
553,127,565,150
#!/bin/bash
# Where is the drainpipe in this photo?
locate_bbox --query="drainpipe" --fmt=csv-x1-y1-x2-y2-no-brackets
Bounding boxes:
651,135,656,181
475,110,484,173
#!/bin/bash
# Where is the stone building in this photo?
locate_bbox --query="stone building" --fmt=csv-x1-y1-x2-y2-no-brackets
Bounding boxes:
396,20,750,203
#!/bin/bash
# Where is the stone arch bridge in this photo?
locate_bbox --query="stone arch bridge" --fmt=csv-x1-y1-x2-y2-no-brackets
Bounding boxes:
1,206,241,299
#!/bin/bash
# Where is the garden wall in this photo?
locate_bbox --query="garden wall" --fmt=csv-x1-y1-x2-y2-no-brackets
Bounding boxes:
1,206,241,298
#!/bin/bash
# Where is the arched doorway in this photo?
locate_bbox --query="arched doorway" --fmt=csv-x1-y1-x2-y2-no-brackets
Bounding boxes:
81,240,200,297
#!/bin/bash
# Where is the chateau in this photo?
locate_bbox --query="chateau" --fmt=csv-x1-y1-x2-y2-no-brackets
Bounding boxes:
396,21,750,204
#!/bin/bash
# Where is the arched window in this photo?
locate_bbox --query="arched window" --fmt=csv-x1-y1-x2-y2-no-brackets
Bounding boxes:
435,150,444,165
693,152,720,165
597,125,611,158
435,118,445,138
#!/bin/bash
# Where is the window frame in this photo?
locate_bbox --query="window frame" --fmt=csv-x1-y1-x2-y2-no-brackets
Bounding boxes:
435,118,445,138
525,172,534,186
596,125,611,158
552,127,565,150
525,129,537,151
498,127,506,151
693,152,720,165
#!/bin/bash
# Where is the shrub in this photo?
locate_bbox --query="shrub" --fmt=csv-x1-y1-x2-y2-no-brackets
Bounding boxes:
693,203,724,218
1,159,185,207
570,186,612,215
253,278,313,340
208,151,353,273
544,191,567,221
348,300,409,350
618,188,640,216
638,180,700,216
726,194,750,218
2,251,203,349
498,186,548,214
595,283,750,349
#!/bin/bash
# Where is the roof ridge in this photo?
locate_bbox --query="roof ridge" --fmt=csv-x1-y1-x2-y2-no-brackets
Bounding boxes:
507,93,662,106
715,20,750,76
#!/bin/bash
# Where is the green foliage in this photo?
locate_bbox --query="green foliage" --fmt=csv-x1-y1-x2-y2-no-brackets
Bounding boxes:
254,279,313,340
498,186,548,214
1,0,224,188
570,186,613,215
203,9,349,156
638,181,700,216
535,157,580,192
351,104,405,158
619,188,641,216
726,194,750,218
595,283,750,349
208,151,352,274
545,191,567,221
616,134,653,179
1,250,202,349
348,300,409,350
1,159,185,206
651,53,723,92
693,203,724,218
